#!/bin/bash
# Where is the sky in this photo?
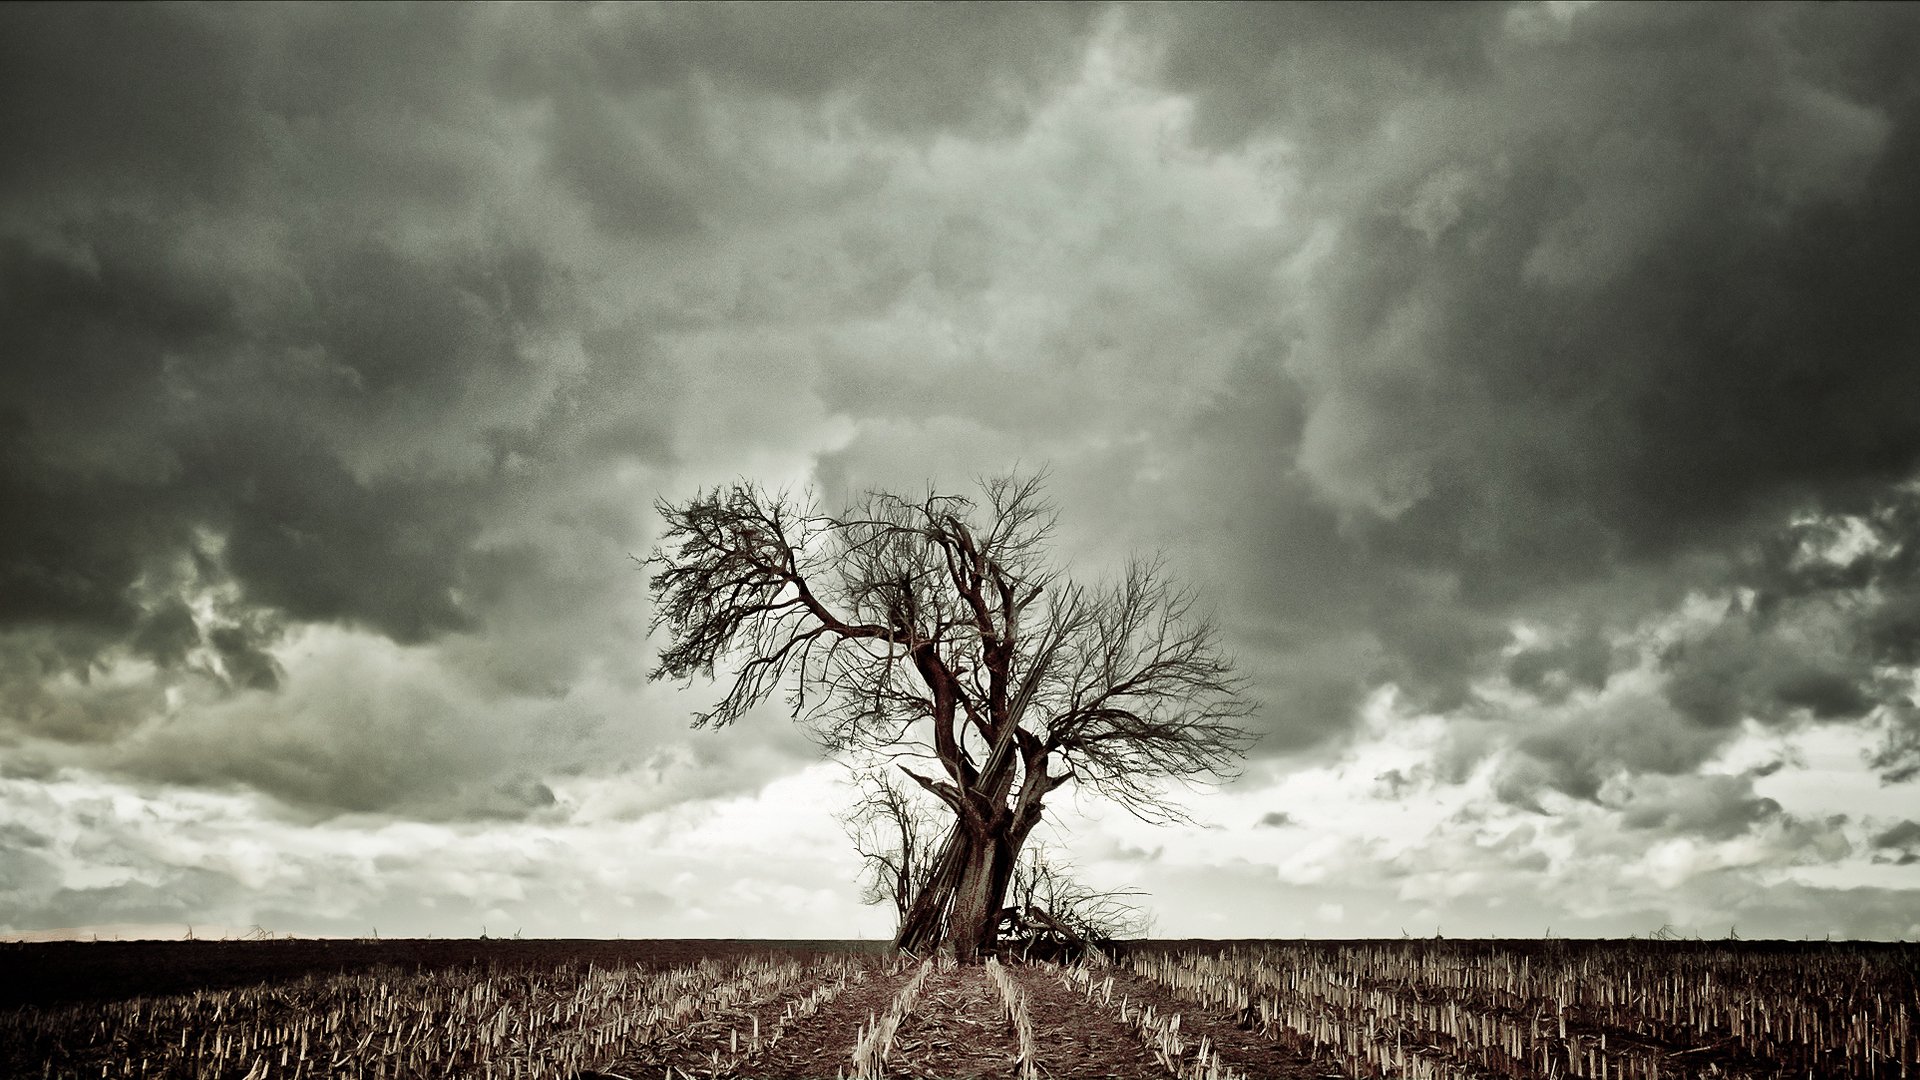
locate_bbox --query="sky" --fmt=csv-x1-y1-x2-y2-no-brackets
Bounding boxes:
3,2,1920,943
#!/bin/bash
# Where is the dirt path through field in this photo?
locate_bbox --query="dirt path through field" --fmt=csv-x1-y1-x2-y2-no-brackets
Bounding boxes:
1108,968,1331,1079
882,965,1027,1079
1011,963,1174,1079
724,962,905,1079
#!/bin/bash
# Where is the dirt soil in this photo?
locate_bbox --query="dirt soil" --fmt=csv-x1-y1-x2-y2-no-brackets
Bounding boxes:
1105,966,1334,1080
0,937,884,1009
590,962,864,1078
0,941,1341,1078
729,963,909,1079
884,966,1029,1080
1011,963,1175,1079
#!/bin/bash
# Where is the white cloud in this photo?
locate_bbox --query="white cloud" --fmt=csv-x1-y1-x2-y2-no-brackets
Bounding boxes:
0,763,887,940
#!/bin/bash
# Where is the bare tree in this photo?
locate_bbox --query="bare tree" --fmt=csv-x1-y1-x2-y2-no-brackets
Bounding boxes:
841,770,940,926
647,474,1254,959
843,770,1142,956
1002,840,1150,956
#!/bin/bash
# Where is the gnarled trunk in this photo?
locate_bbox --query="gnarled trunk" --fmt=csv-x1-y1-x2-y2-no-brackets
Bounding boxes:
946,832,1002,960
893,821,1031,960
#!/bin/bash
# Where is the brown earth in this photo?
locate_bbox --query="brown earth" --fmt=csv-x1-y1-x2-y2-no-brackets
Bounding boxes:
733,962,908,1079
1011,962,1175,1079
882,966,1028,1080
1103,966,1333,1079
0,937,885,1010
10,938,1907,1078
589,959,868,1078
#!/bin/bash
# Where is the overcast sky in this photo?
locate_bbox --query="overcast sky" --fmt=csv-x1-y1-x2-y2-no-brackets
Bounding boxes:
4,2,1920,943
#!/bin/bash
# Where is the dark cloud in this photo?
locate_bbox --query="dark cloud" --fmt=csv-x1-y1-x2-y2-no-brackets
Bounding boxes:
1118,3,1920,784
1255,811,1296,829
1658,600,1877,731
1373,770,1416,800
0,4,791,815
1149,3,1510,155
1658,487,1920,782
0,5,1104,623
1872,820,1920,865
1505,622,1618,703
1496,691,1727,807
0,215,560,686
1611,773,1784,842
541,3,1102,138
0,4,253,205
1872,709,1920,786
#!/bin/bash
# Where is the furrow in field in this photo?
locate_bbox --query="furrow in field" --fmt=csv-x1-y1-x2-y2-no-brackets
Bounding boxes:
720,959,907,1079
1007,959,1175,1079
1094,963,1328,1080
865,962,1028,1080
1123,942,1920,1079
586,955,866,1078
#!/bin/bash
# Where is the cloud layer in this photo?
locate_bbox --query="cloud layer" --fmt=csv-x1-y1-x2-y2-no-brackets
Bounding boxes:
2,3,1918,938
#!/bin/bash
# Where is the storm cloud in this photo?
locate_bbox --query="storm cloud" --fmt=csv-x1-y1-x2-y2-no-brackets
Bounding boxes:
0,3,1104,818
3,2,1918,938
1129,3,1920,785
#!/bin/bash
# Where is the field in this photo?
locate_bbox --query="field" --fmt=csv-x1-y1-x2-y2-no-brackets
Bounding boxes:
1,938,1913,1079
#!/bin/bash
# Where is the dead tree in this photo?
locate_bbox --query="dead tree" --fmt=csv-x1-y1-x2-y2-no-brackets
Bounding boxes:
999,841,1149,960
845,772,1143,958
842,770,939,927
647,474,1254,960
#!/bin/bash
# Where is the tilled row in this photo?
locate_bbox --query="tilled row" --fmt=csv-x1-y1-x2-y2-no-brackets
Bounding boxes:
598,957,1328,1080
3,951,835,1079
1006,961,1182,1079
669,958,1037,1080
1045,961,1326,1080
1118,944,1915,1080
585,954,873,1079
3,951,1327,1080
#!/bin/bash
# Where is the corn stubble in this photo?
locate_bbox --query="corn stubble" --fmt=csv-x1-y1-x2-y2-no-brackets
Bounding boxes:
1115,941,1917,1080
984,956,1039,1080
3,941,1912,1078
847,956,934,1079
1,953,858,1080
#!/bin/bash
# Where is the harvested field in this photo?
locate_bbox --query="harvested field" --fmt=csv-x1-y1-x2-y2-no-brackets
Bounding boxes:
874,960,1027,1079
0,938,1912,1078
1005,958,1177,1079
0,937,887,1010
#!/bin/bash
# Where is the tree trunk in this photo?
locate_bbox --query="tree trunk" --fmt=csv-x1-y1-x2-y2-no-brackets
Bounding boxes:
895,826,963,953
946,831,1004,961
894,821,1030,961
893,746,1050,959
986,831,1021,931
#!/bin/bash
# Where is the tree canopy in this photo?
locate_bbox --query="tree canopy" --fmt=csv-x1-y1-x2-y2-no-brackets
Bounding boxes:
647,473,1254,957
